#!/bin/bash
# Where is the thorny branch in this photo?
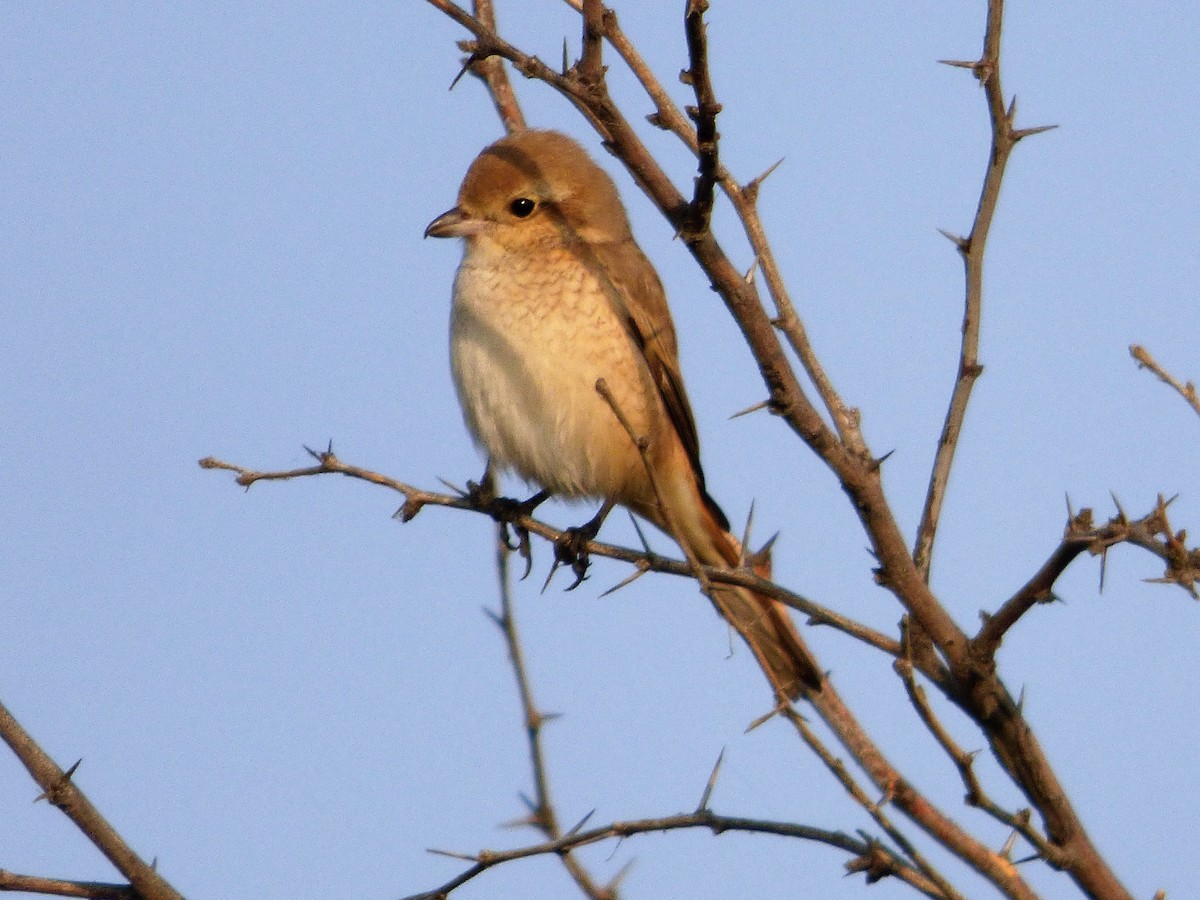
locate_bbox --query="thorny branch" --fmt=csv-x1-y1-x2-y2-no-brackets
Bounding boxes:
0,699,183,900
409,809,956,900
486,532,615,899
915,0,1058,582
411,1,1163,897
199,449,908,666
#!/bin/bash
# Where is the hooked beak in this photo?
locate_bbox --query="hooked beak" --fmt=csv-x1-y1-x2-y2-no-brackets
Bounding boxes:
424,206,484,239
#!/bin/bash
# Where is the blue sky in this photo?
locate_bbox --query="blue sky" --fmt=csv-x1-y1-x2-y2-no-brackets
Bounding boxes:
2,3,1197,898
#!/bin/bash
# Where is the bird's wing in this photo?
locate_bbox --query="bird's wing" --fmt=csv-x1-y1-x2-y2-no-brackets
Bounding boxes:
588,239,729,529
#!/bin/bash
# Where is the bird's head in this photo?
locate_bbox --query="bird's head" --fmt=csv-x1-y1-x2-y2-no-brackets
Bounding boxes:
425,129,633,251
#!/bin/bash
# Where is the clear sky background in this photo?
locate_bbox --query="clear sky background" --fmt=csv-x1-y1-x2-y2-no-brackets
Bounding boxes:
3,3,1197,898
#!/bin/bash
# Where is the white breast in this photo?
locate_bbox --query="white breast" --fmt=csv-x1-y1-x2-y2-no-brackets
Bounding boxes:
449,240,656,500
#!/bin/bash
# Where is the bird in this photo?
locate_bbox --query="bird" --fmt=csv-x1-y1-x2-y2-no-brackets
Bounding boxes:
425,129,822,700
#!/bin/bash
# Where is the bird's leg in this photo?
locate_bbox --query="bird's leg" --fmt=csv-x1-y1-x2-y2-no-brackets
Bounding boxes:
465,463,551,579
545,499,616,592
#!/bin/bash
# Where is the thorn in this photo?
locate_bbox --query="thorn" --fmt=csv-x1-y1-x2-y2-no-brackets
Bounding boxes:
743,157,784,201
937,57,979,70
738,502,757,568
743,258,759,285
599,562,650,597
1099,547,1108,594
1016,685,1026,712
562,38,569,76
1064,492,1075,519
744,700,789,733
437,476,467,497
449,55,475,91
1109,491,1128,524
482,606,504,629
748,532,778,571
502,809,542,829
427,847,481,862
63,759,82,780
869,449,895,472
937,227,969,252
605,859,635,891
999,829,1020,860
696,748,726,811
1012,123,1059,141
628,512,653,554
729,399,770,419
1006,94,1018,124
541,560,563,594
565,809,596,838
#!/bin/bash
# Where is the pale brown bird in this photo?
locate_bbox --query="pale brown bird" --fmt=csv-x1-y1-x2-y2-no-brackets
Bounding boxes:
425,129,821,700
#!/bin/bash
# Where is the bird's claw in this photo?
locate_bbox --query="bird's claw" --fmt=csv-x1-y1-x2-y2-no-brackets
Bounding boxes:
464,479,546,580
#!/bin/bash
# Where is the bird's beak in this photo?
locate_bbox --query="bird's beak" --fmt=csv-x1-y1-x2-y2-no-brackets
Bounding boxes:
424,206,483,239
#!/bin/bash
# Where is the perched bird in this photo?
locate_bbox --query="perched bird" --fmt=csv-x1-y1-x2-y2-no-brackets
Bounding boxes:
425,129,821,700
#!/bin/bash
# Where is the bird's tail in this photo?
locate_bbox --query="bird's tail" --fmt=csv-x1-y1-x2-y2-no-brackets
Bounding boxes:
651,449,824,701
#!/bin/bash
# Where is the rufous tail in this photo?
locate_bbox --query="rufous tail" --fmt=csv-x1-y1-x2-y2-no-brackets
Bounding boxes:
650,454,824,701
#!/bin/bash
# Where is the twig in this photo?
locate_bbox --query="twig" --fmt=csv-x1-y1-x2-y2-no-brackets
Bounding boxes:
894,660,1061,865
462,0,525,132
199,451,913,665
976,498,1200,656
915,0,1058,582
577,0,605,84
0,870,134,898
778,707,967,900
411,809,952,900
680,0,719,237
490,530,611,898
0,700,183,900
1131,344,1200,419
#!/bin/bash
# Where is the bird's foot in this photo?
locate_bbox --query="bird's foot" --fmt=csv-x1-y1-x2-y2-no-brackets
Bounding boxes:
464,477,549,579
543,502,613,592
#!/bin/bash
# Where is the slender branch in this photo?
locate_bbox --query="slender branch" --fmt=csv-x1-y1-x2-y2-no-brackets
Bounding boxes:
915,0,1056,582
779,707,968,900
463,0,525,132
412,809,951,900
577,0,605,84
0,870,133,899
973,514,1094,656
489,532,612,899
680,0,719,236
894,660,1061,866
1131,344,1200,418
0,700,183,900
976,498,1200,656
797,688,1036,899
199,451,912,666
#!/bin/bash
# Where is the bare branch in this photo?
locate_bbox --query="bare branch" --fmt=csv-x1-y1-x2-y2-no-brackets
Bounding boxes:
407,809,953,900
0,870,134,899
490,533,610,898
894,660,1062,866
680,0,720,236
0,700,183,900
915,0,1056,582
199,450,914,669
462,0,526,132
1131,344,1200,419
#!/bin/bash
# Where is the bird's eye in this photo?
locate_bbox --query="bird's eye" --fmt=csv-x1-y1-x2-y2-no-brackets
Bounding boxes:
509,197,536,218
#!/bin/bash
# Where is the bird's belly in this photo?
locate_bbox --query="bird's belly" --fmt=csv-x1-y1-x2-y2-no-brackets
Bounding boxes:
449,255,655,500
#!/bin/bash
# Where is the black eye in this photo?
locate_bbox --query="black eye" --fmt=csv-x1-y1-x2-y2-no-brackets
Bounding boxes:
509,197,536,218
